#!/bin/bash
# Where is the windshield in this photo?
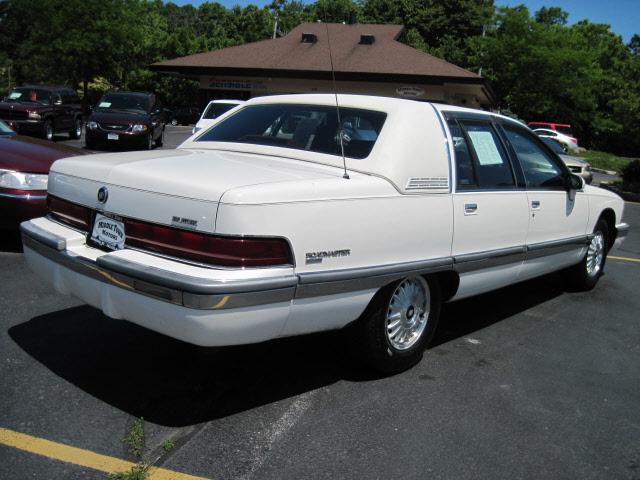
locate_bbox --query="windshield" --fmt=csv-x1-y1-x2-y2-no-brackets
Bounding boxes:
555,125,574,136
197,104,387,159
95,94,150,115
5,88,51,105
0,120,15,135
540,137,565,154
203,102,239,120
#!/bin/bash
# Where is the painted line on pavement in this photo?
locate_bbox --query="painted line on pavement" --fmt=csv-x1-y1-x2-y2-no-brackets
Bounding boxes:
609,255,640,263
0,427,207,480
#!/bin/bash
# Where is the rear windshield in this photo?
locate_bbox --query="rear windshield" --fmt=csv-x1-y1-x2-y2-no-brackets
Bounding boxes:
95,94,150,115
196,104,387,159
6,88,51,105
555,125,573,136
202,103,238,119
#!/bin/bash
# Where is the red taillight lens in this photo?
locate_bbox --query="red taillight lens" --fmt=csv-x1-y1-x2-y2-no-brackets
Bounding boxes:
124,218,293,267
47,195,92,231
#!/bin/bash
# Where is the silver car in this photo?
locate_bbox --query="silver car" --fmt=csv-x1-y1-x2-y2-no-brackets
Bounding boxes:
540,137,593,184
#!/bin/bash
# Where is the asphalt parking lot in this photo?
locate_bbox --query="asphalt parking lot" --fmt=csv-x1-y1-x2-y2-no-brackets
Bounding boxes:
1,133,639,479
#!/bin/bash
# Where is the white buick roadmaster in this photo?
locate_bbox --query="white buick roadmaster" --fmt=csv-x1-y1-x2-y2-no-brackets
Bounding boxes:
21,94,628,373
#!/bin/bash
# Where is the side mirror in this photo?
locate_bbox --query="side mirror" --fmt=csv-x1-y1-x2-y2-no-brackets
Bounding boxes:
566,173,583,191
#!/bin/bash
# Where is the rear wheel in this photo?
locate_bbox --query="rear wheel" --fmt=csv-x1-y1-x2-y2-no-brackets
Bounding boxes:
156,128,164,147
69,117,82,139
351,275,441,374
565,218,609,291
145,133,154,150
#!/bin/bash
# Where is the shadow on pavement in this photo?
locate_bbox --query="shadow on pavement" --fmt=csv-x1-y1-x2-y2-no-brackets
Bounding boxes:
9,274,565,427
0,229,23,253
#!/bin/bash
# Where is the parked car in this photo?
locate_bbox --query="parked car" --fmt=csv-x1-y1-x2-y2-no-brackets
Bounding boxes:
0,85,83,141
540,137,592,184
192,99,244,134
170,107,201,126
85,91,165,150
0,120,85,230
21,94,628,374
528,122,575,138
533,128,579,151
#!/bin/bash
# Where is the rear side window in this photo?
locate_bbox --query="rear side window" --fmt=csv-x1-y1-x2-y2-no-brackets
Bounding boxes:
555,125,573,136
197,104,387,159
449,120,515,190
203,103,238,120
504,126,565,189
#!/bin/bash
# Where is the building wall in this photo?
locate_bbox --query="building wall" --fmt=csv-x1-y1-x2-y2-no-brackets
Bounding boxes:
197,75,486,109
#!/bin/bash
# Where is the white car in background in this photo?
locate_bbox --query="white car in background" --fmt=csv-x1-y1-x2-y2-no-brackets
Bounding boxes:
533,128,579,151
21,94,628,374
192,99,244,135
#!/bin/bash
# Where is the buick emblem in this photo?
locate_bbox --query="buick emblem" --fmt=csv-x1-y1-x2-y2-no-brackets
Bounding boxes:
97,187,109,203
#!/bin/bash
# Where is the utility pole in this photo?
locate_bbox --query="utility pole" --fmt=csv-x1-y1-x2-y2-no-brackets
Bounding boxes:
478,24,486,77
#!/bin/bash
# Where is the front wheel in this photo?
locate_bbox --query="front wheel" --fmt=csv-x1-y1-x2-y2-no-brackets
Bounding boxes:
351,275,441,374
69,117,82,139
42,119,53,141
565,218,609,291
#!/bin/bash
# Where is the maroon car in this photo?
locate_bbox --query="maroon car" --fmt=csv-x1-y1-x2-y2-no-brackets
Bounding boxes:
0,121,85,230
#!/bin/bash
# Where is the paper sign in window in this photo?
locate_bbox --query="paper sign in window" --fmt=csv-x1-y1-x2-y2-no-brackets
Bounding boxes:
468,131,504,165
98,102,111,108
8,92,22,100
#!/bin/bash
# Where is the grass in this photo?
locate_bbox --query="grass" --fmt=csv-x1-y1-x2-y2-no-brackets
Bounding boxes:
124,417,145,458
577,150,634,174
107,463,150,480
161,439,175,452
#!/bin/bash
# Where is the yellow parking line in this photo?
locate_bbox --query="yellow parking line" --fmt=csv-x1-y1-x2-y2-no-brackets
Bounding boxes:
0,427,208,480
609,255,640,263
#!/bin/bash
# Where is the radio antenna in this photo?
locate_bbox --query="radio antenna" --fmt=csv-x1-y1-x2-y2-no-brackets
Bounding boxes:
324,21,349,180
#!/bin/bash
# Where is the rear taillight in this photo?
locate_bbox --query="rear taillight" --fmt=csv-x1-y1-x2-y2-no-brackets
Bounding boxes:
124,218,293,267
47,195,92,231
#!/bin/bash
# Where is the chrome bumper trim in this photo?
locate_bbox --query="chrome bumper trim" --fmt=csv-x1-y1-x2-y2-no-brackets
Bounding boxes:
0,192,47,200
21,232,296,310
21,221,66,251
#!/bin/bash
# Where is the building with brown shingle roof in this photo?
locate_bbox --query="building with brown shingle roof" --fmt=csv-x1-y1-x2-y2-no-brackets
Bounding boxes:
151,22,494,109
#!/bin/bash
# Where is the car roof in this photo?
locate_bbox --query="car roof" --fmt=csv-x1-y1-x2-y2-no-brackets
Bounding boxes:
103,91,153,97
207,99,245,105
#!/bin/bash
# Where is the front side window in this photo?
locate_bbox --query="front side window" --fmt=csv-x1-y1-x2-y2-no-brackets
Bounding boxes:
449,120,515,189
197,104,387,159
504,126,565,189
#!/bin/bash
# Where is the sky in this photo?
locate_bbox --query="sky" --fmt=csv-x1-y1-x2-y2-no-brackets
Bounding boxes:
170,0,639,42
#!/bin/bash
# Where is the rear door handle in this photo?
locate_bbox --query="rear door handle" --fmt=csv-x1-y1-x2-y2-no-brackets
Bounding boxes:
464,203,478,215
531,200,541,210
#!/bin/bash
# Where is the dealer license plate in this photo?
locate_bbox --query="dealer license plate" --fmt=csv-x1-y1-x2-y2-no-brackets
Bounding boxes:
91,213,125,250
107,133,119,140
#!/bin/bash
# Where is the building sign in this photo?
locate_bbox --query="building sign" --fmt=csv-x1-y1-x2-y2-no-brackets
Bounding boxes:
396,86,425,98
204,77,267,91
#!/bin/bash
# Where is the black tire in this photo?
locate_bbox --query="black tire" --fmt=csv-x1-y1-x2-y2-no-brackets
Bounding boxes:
42,119,53,141
69,117,82,139
350,275,442,374
565,218,610,291
144,133,154,150
156,128,163,147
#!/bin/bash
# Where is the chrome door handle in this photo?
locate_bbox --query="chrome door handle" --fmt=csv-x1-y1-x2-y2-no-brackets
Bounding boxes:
464,203,478,215
531,200,541,210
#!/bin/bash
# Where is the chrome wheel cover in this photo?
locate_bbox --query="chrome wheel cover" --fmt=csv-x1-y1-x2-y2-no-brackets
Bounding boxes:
586,231,605,277
75,120,82,138
45,123,53,140
385,276,430,351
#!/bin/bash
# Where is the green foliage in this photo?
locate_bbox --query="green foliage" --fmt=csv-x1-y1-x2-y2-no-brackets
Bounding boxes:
124,417,145,458
161,439,175,452
0,0,638,155
621,159,640,187
579,150,633,174
107,463,150,480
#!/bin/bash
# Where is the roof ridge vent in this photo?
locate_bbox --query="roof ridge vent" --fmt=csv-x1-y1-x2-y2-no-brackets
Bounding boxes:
359,34,375,45
301,33,318,44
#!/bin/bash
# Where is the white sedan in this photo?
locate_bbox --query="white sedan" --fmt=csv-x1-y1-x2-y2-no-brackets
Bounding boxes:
192,99,244,135
21,94,628,374
533,128,579,151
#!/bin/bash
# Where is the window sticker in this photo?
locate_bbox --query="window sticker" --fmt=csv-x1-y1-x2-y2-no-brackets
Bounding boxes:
8,92,22,100
98,102,111,108
467,131,504,165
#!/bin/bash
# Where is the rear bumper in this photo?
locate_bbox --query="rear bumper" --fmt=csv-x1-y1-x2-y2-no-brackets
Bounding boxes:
0,192,47,229
21,218,297,346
